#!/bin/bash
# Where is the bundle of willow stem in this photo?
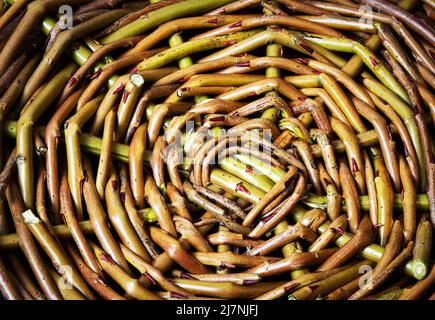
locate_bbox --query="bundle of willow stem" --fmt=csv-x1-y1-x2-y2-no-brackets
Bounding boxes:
0,0,434,301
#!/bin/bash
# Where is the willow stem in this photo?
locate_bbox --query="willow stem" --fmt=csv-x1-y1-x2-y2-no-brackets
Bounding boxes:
101,0,237,43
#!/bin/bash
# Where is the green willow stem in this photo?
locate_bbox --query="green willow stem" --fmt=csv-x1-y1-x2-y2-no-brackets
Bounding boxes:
233,153,286,183
168,34,194,70
138,30,261,71
218,157,275,192
210,168,266,204
303,194,429,213
198,29,342,65
411,218,432,280
301,34,410,104
167,27,207,104
16,63,77,209
261,1,282,122
101,0,237,44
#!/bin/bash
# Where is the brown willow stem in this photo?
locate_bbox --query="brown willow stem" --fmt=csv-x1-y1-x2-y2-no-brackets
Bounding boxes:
0,256,22,300
5,180,62,300
45,88,84,221
81,157,132,275
22,209,96,299
0,0,90,75
59,36,144,103
59,168,102,277
355,0,435,43
22,9,131,103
